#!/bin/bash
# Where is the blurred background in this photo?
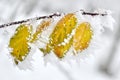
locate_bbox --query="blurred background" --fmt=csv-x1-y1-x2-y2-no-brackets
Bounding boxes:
0,0,120,80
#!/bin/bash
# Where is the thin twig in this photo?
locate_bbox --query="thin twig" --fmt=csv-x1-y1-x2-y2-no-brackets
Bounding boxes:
0,13,61,28
81,11,107,16
0,11,107,28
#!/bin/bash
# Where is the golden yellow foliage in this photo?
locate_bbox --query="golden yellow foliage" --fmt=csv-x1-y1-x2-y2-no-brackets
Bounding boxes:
73,22,93,52
9,14,93,63
9,24,32,64
40,13,77,58
30,19,51,43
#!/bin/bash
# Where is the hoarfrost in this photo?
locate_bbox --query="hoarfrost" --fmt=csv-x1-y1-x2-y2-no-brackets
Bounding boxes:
0,10,115,69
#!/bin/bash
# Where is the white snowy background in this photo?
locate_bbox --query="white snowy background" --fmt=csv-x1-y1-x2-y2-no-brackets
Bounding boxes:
0,0,120,80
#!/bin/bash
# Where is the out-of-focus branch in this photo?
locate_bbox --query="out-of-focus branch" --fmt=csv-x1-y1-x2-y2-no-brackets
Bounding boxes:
0,11,108,28
55,63,74,80
99,15,120,76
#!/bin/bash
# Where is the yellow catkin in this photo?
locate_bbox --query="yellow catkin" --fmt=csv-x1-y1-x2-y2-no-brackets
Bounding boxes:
73,22,93,52
9,24,32,64
30,19,51,43
40,13,77,58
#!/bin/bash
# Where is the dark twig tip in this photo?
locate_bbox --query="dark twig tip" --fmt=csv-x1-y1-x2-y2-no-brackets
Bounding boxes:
81,11,107,16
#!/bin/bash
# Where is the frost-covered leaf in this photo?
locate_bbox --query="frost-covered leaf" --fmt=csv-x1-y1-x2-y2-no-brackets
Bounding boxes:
9,24,32,64
30,19,51,43
73,22,93,52
40,13,77,58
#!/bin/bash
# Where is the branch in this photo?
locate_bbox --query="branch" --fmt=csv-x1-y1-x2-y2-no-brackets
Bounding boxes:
0,13,61,28
81,11,107,16
0,11,108,28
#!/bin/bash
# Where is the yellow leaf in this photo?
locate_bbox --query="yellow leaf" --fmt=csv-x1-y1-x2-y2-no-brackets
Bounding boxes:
73,22,93,52
40,13,77,58
30,19,51,43
9,24,32,64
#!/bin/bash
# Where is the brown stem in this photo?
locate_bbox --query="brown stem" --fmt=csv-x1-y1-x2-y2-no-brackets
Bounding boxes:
0,11,107,28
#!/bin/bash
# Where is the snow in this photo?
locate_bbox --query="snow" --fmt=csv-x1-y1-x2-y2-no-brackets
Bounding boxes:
0,0,120,80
